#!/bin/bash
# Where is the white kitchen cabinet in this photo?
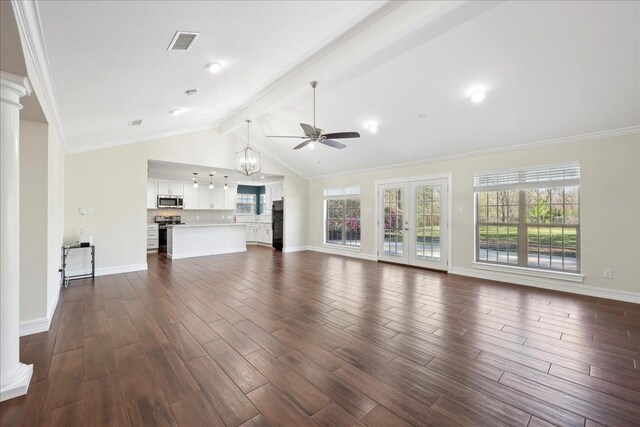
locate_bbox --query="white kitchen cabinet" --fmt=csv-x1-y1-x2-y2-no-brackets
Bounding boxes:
183,184,199,209
257,223,272,244
246,224,258,242
224,186,238,210
271,184,283,203
265,183,283,213
157,181,184,196
147,224,159,251
199,186,224,209
147,180,157,209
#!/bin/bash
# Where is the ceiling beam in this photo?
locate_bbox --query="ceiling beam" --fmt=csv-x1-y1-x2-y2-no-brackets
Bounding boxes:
219,0,503,135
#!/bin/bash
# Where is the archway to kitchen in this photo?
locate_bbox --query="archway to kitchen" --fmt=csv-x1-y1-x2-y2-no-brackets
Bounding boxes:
146,160,284,260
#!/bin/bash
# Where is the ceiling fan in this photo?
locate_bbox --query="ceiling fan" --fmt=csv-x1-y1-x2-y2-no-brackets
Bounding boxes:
266,81,360,150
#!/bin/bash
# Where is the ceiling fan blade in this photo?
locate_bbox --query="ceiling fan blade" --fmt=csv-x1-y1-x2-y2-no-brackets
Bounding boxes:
266,135,307,139
299,123,317,138
293,139,312,150
320,139,346,149
322,132,360,139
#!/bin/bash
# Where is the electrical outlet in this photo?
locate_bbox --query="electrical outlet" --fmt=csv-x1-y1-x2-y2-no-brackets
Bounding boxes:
603,269,613,279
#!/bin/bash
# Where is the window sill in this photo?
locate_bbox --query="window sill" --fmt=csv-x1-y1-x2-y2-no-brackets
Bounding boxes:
473,262,584,283
323,243,361,253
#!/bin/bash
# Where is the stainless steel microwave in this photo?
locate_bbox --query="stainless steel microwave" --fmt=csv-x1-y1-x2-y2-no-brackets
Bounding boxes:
157,195,184,209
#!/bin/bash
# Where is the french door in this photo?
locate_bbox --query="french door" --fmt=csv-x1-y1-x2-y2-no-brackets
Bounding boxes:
378,178,448,270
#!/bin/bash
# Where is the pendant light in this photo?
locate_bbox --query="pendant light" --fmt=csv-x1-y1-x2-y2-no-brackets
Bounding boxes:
208,173,214,190
192,173,199,188
235,119,261,176
223,175,229,191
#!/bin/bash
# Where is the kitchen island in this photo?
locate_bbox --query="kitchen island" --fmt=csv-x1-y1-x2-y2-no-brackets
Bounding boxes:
166,223,246,259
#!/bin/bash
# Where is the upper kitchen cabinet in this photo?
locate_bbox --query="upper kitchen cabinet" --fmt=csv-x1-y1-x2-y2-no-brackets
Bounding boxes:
157,181,184,196
147,180,158,209
199,186,223,209
224,185,238,210
265,183,283,212
183,184,199,209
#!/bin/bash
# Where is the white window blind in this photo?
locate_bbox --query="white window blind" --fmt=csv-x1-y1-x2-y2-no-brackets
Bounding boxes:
474,164,580,192
323,186,361,198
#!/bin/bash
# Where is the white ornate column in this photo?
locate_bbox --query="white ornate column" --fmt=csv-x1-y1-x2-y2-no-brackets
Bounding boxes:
0,72,33,402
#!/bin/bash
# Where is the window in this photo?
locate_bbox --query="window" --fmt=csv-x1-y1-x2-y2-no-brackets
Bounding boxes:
236,194,256,215
259,194,266,215
475,164,580,273
324,186,361,247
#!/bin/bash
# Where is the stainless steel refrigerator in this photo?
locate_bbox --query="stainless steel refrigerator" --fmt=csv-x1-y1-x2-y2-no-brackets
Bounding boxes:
272,200,283,251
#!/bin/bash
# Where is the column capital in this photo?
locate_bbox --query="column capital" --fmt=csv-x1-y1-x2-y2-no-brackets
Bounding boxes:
0,72,32,102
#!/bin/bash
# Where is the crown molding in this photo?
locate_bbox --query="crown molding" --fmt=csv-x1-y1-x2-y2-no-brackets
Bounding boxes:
12,0,68,151
309,125,640,179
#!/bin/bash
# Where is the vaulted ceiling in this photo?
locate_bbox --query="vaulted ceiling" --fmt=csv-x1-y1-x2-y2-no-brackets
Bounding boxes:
20,1,640,177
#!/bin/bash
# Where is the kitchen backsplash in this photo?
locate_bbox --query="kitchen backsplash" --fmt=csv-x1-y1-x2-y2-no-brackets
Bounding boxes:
147,209,235,224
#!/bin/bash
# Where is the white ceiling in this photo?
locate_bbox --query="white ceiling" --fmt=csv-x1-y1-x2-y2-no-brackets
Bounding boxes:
147,160,283,186
31,1,640,177
35,0,385,151
253,0,640,176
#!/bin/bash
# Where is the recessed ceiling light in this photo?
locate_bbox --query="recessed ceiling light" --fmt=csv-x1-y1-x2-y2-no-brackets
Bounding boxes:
418,113,427,118
367,123,379,133
169,109,182,116
128,119,142,126
470,90,486,103
205,62,223,74
185,89,197,96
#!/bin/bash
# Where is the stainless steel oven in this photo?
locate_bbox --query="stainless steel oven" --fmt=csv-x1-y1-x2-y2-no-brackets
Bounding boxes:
157,195,183,209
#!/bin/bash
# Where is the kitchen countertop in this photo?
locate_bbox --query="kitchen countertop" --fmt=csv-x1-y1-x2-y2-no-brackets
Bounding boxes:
166,223,246,228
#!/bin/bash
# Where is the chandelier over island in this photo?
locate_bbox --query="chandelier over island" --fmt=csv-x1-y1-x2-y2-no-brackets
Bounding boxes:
235,119,261,176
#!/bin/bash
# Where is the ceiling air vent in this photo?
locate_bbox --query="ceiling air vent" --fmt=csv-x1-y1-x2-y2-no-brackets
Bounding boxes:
128,119,142,126
167,31,200,51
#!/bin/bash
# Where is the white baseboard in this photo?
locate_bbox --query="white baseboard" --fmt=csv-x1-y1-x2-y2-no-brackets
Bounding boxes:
19,316,52,337
67,263,148,277
450,267,640,304
97,263,148,276
20,283,61,337
308,246,378,261
168,248,246,260
283,246,309,253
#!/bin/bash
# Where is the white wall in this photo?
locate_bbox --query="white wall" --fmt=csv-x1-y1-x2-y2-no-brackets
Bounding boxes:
46,123,65,318
19,120,48,323
309,133,640,300
17,120,66,333
64,128,308,274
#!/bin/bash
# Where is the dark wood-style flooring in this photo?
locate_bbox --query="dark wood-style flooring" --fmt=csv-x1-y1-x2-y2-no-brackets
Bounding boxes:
2,246,639,426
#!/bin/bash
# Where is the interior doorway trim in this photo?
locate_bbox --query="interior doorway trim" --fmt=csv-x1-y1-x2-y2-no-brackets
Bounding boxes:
374,173,453,273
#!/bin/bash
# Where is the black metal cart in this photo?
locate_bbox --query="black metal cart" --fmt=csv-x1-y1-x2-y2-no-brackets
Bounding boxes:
60,244,95,288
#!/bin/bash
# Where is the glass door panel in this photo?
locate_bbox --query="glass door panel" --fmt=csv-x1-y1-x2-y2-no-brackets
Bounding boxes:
379,178,448,270
379,184,409,263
